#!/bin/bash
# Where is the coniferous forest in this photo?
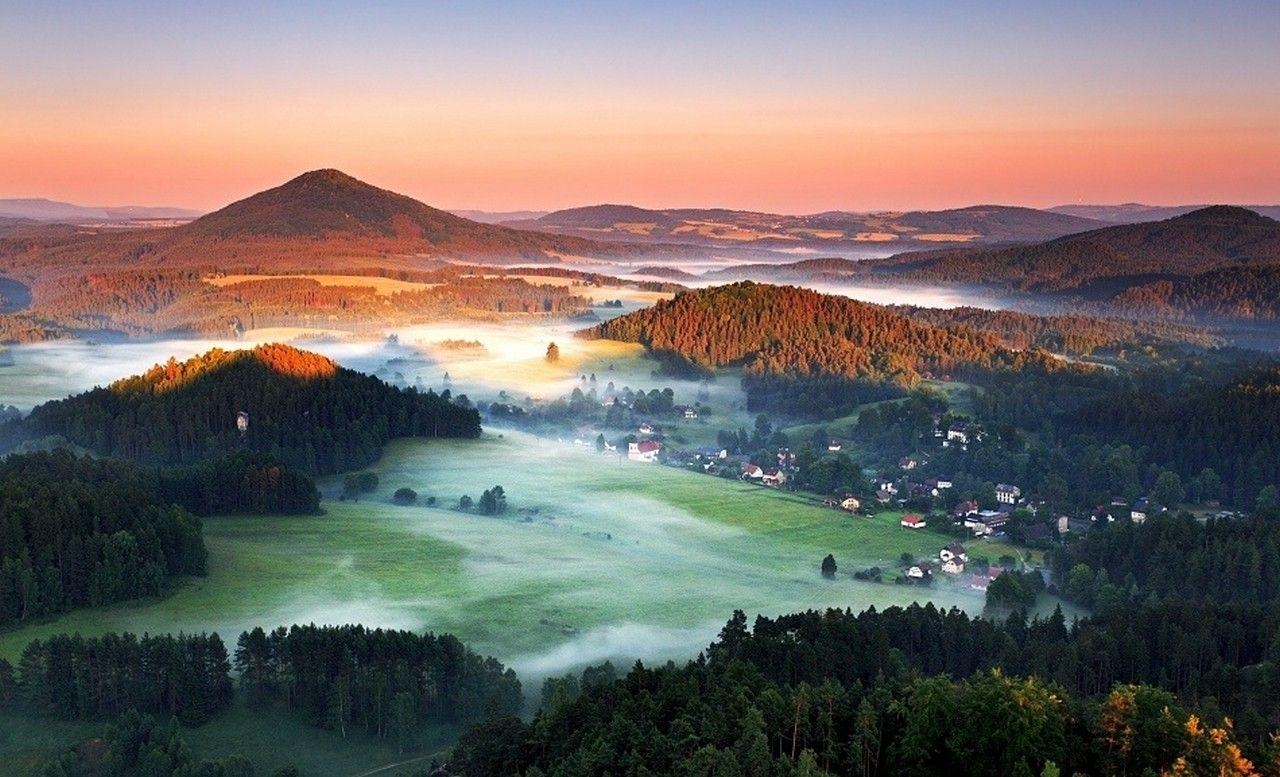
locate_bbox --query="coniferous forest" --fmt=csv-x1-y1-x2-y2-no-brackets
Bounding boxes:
0,450,207,626
6,344,481,475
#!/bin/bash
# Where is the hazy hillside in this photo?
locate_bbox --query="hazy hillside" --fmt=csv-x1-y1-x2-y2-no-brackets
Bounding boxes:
508,203,1102,250
862,206,1280,318
0,198,201,222
1050,202,1280,223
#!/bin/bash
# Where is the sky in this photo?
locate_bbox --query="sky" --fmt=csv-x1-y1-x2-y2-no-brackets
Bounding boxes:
1,1,1278,213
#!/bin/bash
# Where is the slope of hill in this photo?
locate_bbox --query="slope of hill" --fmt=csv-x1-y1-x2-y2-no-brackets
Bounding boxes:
8,343,481,474
0,170,676,340
509,203,1101,250
862,206,1280,319
147,169,622,264
1050,202,1280,223
582,282,1075,416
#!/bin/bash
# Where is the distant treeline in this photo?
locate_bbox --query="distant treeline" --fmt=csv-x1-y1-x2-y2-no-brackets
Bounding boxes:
895,305,1221,352
234,624,522,734
450,601,1280,776
0,450,207,626
9,344,481,474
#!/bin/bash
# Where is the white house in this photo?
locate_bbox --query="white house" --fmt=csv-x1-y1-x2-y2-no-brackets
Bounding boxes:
939,542,968,563
941,557,966,575
841,496,862,512
995,484,1022,505
627,440,661,462
900,514,926,529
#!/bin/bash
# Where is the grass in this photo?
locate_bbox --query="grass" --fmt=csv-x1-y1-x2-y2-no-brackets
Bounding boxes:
0,432,1000,676
0,705,457,777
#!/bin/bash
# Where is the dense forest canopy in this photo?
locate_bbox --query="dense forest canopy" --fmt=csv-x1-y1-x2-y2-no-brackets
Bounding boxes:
7,343,481,474
450,600,1280,776
584,282,1088,416
0,450,207,626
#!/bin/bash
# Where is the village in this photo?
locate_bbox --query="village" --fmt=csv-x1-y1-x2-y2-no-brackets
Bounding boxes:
516,376,1231,595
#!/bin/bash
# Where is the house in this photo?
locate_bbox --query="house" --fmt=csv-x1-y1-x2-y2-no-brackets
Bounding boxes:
964,510,1009,536
841,496,862,512
941,556,965,574
878,480,899,495
827,440,843,452
627,440,661,462
939,542,968,563
900,514,926,529
740,464,764,480
637,422,656,435
935,479,953,490
906,562,932,579
899,457,918,470
875,489,894,504
1130,497,1150,524
946,423,970,445
953,500,980,520
674,405,699,420
762,468,788,487
995,484,1022,505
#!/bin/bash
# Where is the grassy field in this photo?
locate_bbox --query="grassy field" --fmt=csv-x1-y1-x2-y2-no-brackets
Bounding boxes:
0,432,1007,680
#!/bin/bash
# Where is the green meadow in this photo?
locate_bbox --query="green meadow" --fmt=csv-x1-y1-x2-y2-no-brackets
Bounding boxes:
0,431,1015,681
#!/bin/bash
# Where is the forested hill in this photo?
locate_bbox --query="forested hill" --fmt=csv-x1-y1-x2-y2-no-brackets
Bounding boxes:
584,281,1016,379
861,206,1280,318
10,343,480,474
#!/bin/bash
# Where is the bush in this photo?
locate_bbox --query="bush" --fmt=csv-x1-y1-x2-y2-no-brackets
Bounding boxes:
393,487,417,505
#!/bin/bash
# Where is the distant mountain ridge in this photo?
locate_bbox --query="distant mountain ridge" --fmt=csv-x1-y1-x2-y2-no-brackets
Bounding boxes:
860,206,1280,319
153,169,627,263
506,203,1103,250
0,197,202,223
1050,202,1280,223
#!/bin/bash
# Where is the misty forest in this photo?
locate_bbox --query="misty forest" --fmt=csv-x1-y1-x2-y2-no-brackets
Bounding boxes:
4,4,1280,774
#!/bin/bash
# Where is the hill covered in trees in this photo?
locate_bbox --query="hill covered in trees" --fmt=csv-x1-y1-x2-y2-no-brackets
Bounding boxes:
0,450,208,626
583,282,1079,416
8,343,480,474
861,206,1280,319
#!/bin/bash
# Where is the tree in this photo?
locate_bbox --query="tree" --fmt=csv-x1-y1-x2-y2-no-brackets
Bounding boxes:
478,486,507,515
545,342,561,363
1257,485,1280,514
459,495,473,510
1152,470,1185,509
820,554,838,579
393,487,418,505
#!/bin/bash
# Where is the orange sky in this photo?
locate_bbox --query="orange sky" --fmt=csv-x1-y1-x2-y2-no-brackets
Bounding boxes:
2,3,1278,213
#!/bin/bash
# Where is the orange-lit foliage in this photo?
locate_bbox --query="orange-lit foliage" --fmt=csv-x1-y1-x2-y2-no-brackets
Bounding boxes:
112,345,337,395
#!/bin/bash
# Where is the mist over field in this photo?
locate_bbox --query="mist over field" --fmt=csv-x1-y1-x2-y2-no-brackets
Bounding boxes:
0,315,1006,688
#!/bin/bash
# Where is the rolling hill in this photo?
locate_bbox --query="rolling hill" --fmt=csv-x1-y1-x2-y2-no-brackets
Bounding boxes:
860,206,1280,319
0,170,672,340
1050,202,1280,223
507,203,1102,251
7,343,480,474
